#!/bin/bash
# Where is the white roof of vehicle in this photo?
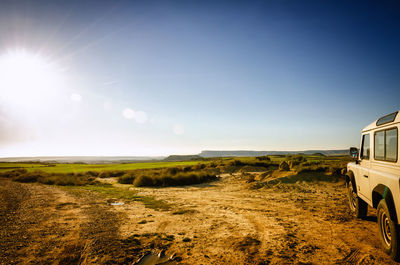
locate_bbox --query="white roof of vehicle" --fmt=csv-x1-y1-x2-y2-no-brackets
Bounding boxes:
362,111,400,132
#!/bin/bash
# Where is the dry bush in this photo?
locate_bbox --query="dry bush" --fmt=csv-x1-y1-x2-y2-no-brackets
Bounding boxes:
13,171,42,183
117,167,219,187
255,156,271,161
118,172,135,184
86,171,99,177
8,170,96,186
279,161,290,171
182,166,193,172
286,154,307,162
0,169,28,179
229,160,245,167
193,163,207,170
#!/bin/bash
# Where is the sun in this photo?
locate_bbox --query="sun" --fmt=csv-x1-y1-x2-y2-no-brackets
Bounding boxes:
0,49,65,109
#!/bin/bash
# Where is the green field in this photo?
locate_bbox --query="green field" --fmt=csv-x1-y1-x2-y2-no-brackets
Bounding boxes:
0,161,204,173
0,154,351,177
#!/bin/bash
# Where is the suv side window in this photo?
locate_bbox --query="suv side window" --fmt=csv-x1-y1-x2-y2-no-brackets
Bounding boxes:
361,134,370,160
375,131,385,160
374,128,398,162
386,128,398,161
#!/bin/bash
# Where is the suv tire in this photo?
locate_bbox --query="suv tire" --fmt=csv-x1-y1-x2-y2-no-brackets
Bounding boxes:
346,180,367,218
377,199,400,261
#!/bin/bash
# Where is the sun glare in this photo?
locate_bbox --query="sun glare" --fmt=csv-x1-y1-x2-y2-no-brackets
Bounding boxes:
0,50,65,109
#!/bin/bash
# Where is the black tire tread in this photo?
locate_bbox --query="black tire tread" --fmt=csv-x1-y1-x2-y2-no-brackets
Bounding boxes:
377,199,400,261
346,180,367,218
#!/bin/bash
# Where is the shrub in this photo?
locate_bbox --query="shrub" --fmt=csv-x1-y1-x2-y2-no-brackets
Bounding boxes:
110,171,125,178
328,167,343,176
118,173,135,184
228,160,244,167
133,175,155,187
288,160,300,169
126,170,218,187
256,156,271,161
286,154,306,162
10,170,95,186
13,171,43,183
279,161,290,171
194,163,206,170
98,171,109,178
182,166,192,172
0,169,28,179
206,162,215,168
166,167,179,175
86,171,99,177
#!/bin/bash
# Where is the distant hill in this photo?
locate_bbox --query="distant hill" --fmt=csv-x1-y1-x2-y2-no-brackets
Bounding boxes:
198,149,348,158
163,155,204,162
0,156,165,163
0,149,349,163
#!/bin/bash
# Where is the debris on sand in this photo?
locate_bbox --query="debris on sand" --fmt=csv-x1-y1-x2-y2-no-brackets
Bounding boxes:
133,250,177,265
110,202,124,206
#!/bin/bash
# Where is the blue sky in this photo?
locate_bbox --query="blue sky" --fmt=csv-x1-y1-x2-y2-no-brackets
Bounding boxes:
0,0,399,156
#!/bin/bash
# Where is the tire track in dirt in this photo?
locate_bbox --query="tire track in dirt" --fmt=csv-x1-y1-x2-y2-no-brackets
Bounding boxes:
0,178,166,265
132,176,400,264
0,179,30,265
0,178,84,265
4,174,400,264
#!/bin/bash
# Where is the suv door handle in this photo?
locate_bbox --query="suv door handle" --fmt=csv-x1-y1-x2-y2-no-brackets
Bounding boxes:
363,175,368,178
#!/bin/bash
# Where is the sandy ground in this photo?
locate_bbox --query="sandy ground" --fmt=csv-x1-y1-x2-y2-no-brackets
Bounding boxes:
0,174,398,265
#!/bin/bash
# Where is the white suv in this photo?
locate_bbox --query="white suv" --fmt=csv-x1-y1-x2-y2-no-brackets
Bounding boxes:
347,111,400,260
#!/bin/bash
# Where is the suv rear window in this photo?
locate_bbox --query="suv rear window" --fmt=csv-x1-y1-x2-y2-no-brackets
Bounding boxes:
376,112,398,126
374,128,398,162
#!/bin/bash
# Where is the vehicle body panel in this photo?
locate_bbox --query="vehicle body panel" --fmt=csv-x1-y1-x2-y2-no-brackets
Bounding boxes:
347,111,400,224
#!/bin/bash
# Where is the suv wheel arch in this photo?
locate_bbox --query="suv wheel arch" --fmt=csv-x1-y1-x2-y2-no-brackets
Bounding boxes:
373,184,398,223
346,171,356,191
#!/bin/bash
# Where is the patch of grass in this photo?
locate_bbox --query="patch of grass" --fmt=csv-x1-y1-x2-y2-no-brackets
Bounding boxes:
75,184,171,211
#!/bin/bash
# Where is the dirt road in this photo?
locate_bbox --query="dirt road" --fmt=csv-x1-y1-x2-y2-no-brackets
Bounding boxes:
0,175,397,264
0,178,149,264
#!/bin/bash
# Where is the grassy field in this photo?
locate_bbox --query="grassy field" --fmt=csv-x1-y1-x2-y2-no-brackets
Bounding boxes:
0,154,352,188
0,154,349,174
0,161,204,173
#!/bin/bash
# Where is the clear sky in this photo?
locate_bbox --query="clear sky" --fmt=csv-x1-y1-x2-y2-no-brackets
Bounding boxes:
0,0,399,156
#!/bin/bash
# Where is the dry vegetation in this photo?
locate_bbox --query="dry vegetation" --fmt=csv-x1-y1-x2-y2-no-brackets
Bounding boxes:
2,155,392,265
1,154,347,188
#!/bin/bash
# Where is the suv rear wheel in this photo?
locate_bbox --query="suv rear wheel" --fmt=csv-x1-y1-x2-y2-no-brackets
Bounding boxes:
346,180,367,218
377,199,400,261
